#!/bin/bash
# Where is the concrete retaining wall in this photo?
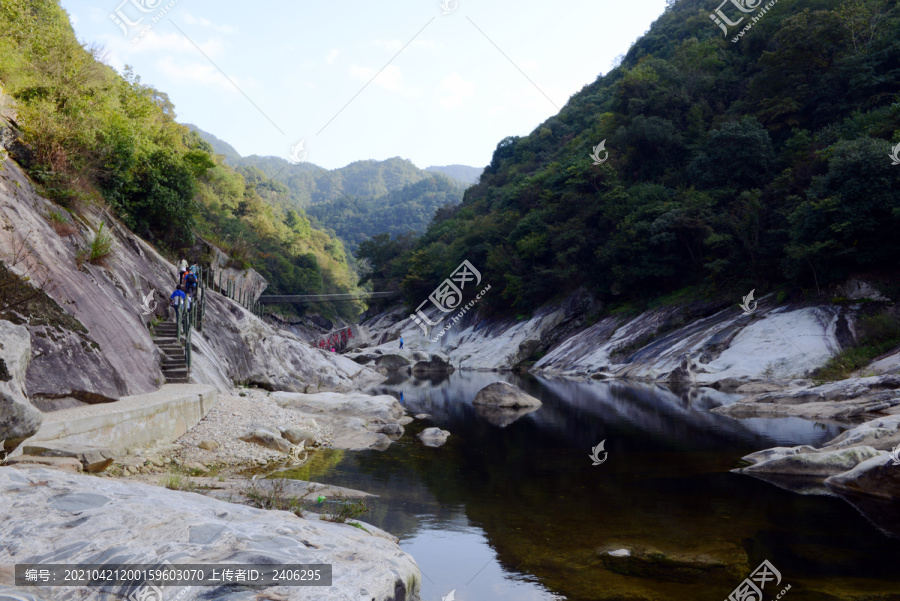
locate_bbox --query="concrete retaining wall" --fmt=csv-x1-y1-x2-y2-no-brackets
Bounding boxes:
23,384,217,451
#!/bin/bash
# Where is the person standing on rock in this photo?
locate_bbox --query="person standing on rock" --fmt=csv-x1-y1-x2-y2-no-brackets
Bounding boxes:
399,336,404,349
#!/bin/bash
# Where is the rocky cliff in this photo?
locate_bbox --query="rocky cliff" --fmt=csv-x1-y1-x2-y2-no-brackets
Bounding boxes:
0,158,383,408
360,288,893,388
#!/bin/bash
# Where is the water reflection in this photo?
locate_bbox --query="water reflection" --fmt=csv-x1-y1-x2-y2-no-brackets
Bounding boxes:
276,373,900,601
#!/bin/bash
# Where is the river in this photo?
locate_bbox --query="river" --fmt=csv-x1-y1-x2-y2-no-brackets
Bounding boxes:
274,372,900,601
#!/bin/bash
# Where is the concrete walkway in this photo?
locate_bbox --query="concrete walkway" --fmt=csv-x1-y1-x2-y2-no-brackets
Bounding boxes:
22,384,217,452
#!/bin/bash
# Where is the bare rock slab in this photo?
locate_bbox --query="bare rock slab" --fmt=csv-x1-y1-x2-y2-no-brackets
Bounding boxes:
5,455,83,473
472,381,542,408
0,467,421,601
740,446,885,477
21,442,114,472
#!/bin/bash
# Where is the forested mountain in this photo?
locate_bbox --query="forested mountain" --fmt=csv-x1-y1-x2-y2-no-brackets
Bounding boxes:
189,125,469,250
426,165,483,185
359,0,900,315
0,0,360,319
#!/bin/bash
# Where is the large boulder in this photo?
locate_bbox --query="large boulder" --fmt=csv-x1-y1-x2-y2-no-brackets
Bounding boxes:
472,381,542,408
825,454,900,500
0,320,41,454
412,353,454,373
740,446,884,477
374,354,411,371
417,428,450,447
0,467,421,600
239,428,291,453
279,426,317,446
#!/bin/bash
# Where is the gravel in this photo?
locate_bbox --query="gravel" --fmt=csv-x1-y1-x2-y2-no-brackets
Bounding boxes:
170,387,333,469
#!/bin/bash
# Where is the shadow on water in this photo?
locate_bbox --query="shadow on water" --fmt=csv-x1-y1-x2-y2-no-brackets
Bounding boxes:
274,372,900,601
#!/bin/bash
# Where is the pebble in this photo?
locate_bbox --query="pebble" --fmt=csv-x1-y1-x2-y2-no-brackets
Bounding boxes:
169,388,332,470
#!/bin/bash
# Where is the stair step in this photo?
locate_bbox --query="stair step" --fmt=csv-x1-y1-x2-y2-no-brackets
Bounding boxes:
163,369,189,377
165,377,191,384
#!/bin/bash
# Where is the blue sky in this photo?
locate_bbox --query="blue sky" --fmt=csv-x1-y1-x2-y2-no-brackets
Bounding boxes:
61,0,669,170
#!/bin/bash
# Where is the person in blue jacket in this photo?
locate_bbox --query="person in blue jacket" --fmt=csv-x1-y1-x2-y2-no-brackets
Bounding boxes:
170,286,187,320
399,336,404,349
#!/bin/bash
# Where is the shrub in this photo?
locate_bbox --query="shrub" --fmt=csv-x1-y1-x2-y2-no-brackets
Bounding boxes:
323,494,369,524
87,222,114,264
815,312,900,381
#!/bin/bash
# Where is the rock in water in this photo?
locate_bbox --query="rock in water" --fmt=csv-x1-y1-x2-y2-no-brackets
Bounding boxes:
825,454,900,500
239,429,291,453
0,320,42,453
740,446,884,477
472,381,542,408
417,428,451,447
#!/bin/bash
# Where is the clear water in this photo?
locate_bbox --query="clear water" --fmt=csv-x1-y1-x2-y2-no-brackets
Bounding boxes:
274,372,900,601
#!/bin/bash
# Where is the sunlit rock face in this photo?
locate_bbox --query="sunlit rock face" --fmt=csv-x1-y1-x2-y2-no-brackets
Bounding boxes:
0,160,382,401
0,467,422,601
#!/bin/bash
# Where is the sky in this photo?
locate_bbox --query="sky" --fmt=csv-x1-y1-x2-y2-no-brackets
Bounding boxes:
60,0,670,170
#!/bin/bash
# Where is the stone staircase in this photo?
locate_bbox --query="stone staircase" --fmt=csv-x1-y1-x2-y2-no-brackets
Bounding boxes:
153,321,191,384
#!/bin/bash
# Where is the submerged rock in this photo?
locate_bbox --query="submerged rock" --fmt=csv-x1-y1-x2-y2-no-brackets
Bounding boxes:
472,382,542,408
598,541,748,583
474,404,539,427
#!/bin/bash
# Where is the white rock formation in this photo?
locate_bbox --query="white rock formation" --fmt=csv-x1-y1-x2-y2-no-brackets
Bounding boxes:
472,382,542,408
0,467,421,601
271,392,410,450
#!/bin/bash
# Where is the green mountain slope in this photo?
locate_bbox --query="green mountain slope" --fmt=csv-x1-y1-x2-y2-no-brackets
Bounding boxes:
189,126,469,250
0,0,361,319
364,0,900,314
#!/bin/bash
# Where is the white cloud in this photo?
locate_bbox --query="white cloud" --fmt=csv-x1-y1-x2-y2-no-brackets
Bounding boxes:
182,12,236,33
373,39,403,52
348,64,422,98
156,56,243,92
438,72,474,109
326,48,339,64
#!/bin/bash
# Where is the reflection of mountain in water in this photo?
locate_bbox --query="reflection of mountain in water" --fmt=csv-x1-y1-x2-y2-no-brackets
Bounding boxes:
285,373,900,601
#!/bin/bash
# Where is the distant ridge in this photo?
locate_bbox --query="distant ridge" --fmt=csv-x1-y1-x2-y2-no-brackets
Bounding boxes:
426,164,483,185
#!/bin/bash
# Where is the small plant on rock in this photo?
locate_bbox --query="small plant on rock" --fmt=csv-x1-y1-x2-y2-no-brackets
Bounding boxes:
323,494,369,524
